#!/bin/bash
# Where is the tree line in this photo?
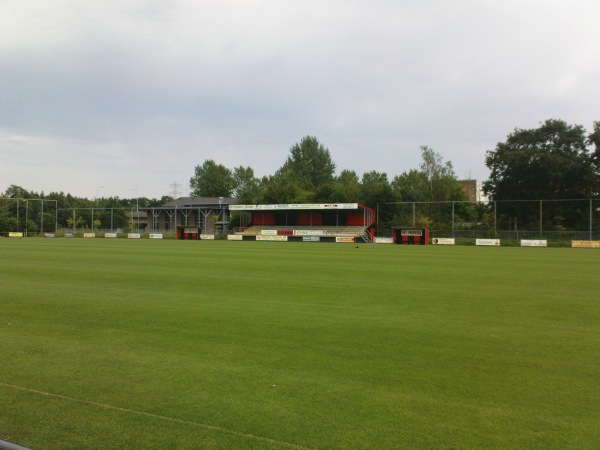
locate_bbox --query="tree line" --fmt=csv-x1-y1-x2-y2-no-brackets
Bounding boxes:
0,185,171,233
2,119,599,233
189,136,469,230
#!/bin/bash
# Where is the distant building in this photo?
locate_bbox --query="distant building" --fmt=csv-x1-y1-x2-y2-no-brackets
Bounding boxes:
458,179,483,202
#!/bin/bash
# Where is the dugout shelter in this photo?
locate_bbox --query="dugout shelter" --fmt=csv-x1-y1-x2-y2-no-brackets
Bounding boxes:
231,203,376,243
392,227,429,245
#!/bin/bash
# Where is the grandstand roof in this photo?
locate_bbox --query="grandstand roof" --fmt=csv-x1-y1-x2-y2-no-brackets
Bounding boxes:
162,197,237,208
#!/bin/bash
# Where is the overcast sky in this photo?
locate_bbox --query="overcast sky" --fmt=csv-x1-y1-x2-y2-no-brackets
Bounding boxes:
1,0,599,199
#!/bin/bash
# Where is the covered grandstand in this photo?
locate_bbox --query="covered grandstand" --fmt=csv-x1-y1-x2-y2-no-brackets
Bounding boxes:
230,203,376,243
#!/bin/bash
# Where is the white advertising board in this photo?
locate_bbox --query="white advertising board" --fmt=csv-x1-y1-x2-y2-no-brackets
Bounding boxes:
373,237,393,244
293,229,327,236
230,203,358,211
127,233,141,239
432,238,455,245
521,240,547,247
227,235,243,240
104,233,118,238
149,234,163,239
200,234,215,240
256,235,288,241
261,229,278,235
83,233,96,238
476,239,500,246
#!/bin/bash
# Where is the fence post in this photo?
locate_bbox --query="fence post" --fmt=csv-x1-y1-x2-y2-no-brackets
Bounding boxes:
540,200,543,238
591,199,593,241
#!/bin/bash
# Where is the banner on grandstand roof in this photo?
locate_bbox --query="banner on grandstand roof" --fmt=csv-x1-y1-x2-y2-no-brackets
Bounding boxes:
256,235,288,241
432,238,455,245
572,240,600,248
521,239,547,247
105,233,118,238
336,237,355,243
128,233,141,239
230,203,359,211
149,234,163,239
200,234,215,240
294,229,327,236
8,232,23,238
374,237,393,244
227,235,243,241
83,233,96,238
476,239,500,246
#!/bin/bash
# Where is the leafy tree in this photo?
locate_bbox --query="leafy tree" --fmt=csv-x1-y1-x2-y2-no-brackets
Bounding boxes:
279,136,336,191
360,171,399,229
331,170,362,203
232,166,262,204
189,160,235,197
260,172,311,204
484,119,599,229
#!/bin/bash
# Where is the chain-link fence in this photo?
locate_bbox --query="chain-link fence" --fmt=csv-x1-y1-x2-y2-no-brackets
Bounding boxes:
377,199,600,240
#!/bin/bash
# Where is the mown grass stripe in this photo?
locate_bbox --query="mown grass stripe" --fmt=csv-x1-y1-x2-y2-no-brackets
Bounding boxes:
0,382,316,450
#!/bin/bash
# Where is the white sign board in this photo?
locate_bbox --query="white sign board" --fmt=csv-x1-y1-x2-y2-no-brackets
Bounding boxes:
104,233,118,238
227,235,243,240
521,240,547,247
256,235,288,241
476,239,500,246
149,234,163,239
128,233,141,239
373,237,393,244
432,238,455,245
230,203,358,211
200,234,215,240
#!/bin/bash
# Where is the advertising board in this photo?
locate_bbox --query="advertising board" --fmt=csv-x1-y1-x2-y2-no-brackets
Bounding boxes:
200,234,215,240
149,234,163,239
230,203,358,211
83,233,96,238
8,232,23,238
256,235,288,241
476,239,500,246
294,229,327,236
302,236,321,242
432,238,455,245
64,233,74,238
521,240,547,247
227,235,243,240
127,233,141,239
336,237,355,243
105,233,118,238
44,233,55,238
261,229,278,235
572,240,600,248
373,237,393,244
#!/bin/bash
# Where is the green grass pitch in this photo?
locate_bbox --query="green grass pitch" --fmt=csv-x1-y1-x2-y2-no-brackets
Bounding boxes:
1,239,599,449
